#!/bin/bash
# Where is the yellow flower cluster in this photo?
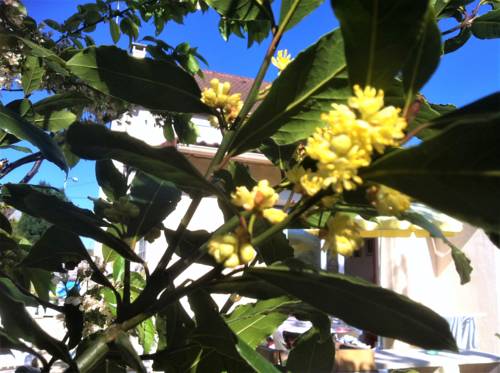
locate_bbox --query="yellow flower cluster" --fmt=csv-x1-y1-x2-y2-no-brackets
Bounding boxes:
368,185,411,216
294,85,407,195
207,233,256,268
325,213,363,257
201,78,243,126
231,180,288,224
271,49,293,72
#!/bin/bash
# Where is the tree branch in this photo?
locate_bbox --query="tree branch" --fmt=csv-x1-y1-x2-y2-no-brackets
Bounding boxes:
232,0,302,129
0,151,43,179
19,158,43,183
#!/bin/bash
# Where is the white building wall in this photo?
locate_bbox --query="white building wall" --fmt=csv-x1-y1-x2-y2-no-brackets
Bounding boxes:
379,226,500,354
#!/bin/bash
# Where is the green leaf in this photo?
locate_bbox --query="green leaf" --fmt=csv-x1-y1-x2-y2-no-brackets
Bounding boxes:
286,326,334,373
0,144,32,153
255,221,294,264
361,114,500,232
0,212,12,234
402,211,472,284
402,8,442,100
209,276,286,300
248,265,458,350
33,110,77,131
22,56,45,95
1,183,142,263
33,92,92,115
21,225,90,272
235,337,280,373
127,172,181,238
0,106,68,173
0,327,43,358
188,289,239,360
331,0,430,89
161,300,195,349
66,123,219,196
113,256,125,283
423,92,500,134
173,117,199,145
153,345,202,372
114,331,147,373
229,29,348,155
95,159,128,201
224,297,296,348
432,0,453,15
188,289,252,370
66,46,210,113
136,318,155,354
228,161,256,190
280,0,324,31
0,277,72,364
444,27,472,53
164,228,216,266
109,19,121,43
120,17,139,41
27,268,53,303
471,8,500,39
205,0,273,46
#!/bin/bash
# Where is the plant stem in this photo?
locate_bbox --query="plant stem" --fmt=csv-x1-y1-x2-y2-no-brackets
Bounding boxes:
155,195,202,272
123,259,131,305
248,213,256,238
441,1,483,36
20,158,43,183
74,334,110,373
0,151,43,179
233,0,302,130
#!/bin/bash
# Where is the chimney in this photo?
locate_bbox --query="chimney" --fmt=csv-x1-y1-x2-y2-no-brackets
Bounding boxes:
131,43,147,59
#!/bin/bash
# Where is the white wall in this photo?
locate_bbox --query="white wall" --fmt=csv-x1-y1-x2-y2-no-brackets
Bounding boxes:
379,226,500,354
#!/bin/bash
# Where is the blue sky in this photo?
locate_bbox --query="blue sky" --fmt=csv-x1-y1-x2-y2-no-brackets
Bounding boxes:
3,0,500,248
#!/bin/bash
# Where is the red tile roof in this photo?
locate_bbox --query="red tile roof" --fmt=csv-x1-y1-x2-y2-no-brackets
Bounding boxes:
195,70,270,101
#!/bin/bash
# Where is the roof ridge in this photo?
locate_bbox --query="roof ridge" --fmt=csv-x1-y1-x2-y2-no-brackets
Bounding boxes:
199,69,271,85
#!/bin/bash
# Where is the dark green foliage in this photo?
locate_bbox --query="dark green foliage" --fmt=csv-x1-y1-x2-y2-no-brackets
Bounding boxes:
3,0,500,371
14,182,66,243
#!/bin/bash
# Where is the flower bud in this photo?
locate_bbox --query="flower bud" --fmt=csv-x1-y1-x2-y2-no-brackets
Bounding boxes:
262,208,288,224
224,253,240,268
239,243,256,264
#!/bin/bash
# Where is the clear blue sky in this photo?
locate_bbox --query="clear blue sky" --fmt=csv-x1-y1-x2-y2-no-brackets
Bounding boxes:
3,0,499,248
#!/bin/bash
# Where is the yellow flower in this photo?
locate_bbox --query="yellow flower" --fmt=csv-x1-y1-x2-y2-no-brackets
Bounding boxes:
239,243,256,264
348,85,384,119
253,180,279,209
231,180,279,211
299,172,325,196
201,78,243,127
365,106,407,153
348,84,407,154
262,208,288,224
271,49,293,72
231,186,255,211
301,85,407,194
224,253,240,268
305,111,370,193
325,213,363,257
208,233,239,264
207,232,257,268
368,185,411,216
